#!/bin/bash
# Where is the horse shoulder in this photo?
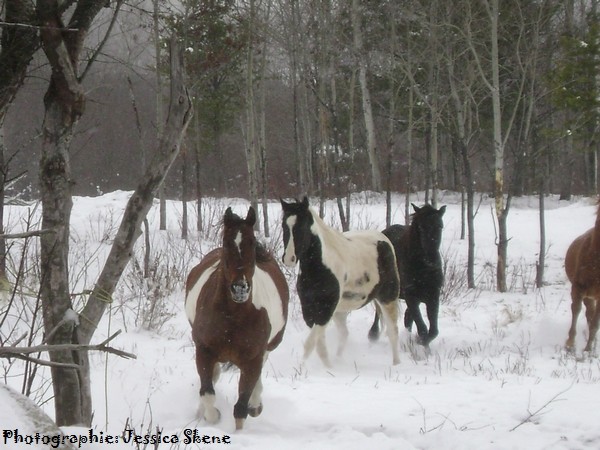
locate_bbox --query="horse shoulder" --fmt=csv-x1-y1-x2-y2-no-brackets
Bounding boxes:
185,249,221,324
253,259,289,344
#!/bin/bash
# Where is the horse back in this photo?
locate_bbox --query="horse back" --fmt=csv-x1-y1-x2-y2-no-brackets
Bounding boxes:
339,230,400,306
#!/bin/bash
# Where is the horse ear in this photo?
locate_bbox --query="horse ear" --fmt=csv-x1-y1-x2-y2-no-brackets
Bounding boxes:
280,198,289,208
439,205,447,216
246,206,256,225
224,207,234,227
411,203,420,212
302,196,309,207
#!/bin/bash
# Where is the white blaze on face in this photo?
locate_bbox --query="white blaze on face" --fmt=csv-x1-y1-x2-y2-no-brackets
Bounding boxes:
283,215,298,267
234,231,243,255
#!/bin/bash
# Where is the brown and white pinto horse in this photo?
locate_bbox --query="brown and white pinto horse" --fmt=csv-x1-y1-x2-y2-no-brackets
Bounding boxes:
565,201,600,354
185,207,289,430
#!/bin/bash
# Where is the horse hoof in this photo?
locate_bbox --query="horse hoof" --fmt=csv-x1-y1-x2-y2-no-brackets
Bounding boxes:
203,408,221,425
416,335,429,346
565,345,575,354
248,403,263,417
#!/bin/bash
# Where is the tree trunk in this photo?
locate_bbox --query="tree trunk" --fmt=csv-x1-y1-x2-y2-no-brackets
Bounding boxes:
193,111,203,232
486,0,509,293
181,147,188,240
352,0,381,191
244,0,260,224
153,0,167,231
0,121,6,285
446,56,475,288
405,86,414,224
37,0,101,426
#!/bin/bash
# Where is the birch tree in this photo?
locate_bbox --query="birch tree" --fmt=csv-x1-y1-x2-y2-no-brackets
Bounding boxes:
351,0,381,191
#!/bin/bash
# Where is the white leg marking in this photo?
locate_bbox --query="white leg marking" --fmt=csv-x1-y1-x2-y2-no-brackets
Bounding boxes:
333,312,349,357
249,376,263,410
315,326,332,367
200,393,220,424
304,325,331,367
379,301,401,365
304,326,318,360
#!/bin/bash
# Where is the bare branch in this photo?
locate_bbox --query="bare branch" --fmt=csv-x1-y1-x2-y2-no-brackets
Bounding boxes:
0,21,78,32
509,384,572,432
0,330,137,361
79,0,125,82
0,229,56,239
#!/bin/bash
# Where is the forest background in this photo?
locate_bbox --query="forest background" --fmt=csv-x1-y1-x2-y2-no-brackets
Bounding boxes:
4,1,600,203
1,0,600,432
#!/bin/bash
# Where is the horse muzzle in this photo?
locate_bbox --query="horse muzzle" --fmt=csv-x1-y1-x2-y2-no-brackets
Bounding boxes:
282,252,297,268
230,281,251,303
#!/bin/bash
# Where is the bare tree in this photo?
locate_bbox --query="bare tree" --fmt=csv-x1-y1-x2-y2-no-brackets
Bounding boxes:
34,0,191,426
351,0,381,192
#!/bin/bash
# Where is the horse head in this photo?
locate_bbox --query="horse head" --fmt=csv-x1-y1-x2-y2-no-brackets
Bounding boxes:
222,206,257,303
411,203,446,255
280,196,312,268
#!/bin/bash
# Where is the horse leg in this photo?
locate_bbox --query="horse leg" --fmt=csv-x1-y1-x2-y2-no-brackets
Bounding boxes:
377,300,400,365
423,298,440,345
334,312,349,357
583,298,600,353
405,298,429,344
195,346,221,424
566,286,583,352
304,325,331,367
403,307,414,331
248,353,268,418
234,356,263,430
368,303,382,342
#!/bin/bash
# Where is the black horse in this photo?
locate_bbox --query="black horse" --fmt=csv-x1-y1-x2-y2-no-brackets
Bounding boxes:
369,203,446,346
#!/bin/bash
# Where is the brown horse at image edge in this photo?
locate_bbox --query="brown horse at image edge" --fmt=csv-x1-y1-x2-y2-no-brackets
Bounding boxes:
565,200,600,354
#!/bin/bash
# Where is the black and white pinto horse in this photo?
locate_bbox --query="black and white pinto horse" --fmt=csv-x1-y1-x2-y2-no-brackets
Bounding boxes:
281,197,401,366
369,203,446,347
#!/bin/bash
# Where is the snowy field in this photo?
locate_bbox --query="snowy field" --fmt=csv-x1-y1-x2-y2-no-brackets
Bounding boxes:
2,190,600,449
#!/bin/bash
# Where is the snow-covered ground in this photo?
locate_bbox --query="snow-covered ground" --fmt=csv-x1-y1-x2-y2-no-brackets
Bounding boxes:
2,191,600,449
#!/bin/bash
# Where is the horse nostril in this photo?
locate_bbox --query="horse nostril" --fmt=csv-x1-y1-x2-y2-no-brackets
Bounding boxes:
231,281,250,303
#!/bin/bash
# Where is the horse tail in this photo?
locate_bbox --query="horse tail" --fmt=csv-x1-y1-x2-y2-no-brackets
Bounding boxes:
375,240,400,303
